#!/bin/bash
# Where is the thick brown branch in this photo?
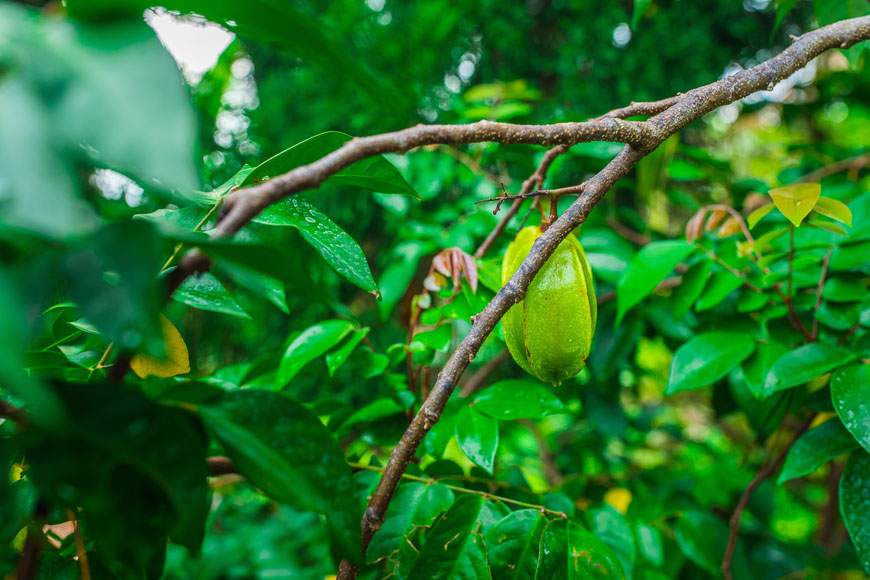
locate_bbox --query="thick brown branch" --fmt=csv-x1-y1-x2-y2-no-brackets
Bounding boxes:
217,122,654,235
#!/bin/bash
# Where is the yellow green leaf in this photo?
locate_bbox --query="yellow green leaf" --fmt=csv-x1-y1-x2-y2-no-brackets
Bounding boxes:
747,204,775,229
808,219,848,236
768,183,821,227
812,196,852,226
130,314,190,378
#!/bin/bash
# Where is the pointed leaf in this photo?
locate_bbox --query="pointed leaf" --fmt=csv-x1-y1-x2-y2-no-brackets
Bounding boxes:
535,518,624,579
747,204,775,229
812,197,852,225
694,270,743,312
840,449,870,575
277,320,355,386
778,417,858,483
675,511,748,576
672,260,712,319
588,506,636,577
832,364,870,453
455,405,499,474
241,131,417,198
172,272,251,319
617,241,695,323
326,327,370,376
485,510,548,580
666,332,756,395
366,482,455,564
407,495,488,579
474,379,565,420
764,343,857,396
255,197,378,293
768,183,821,227
197,389,361,563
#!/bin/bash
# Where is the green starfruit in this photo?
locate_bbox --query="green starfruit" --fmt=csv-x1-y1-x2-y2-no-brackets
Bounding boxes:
501,226,596,386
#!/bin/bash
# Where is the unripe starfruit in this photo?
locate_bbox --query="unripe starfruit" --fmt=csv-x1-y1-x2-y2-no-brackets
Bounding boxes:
501,226,596,386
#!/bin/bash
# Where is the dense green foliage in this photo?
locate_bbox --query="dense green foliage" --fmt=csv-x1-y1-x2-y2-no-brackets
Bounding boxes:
1,0,870,578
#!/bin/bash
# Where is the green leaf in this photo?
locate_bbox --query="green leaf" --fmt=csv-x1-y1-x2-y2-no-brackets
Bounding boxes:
823,277,867,303
764,343,858,396
768,183,821,227
485,510,547,580
407,495,488,580
326,327,370,376
337,398,404,432
64,220,164,355
49,17,198,192
277,320,355,386
737,289,769,313
808,219,848,236
694,271,743,312
173,272,251,319
0,77,96,239
197,389,361,563
473,379,565,420
635,523,663,567
832,364,870,453
217,262,288,314
672,260,712,319
816,301,860,331
588,506,636,578
255,197,379,294
815,0,870,27
25,383,209,574
241,131,417,198
830,240,870,271
535,518,625,579
675,511,748,576
366,482,455,565
455,404,499,474
747,204,775,229
813,197,853,226
666,332,756,395
778,417,858,483
617,241,695,324
840,449,870,575
741,340,789,398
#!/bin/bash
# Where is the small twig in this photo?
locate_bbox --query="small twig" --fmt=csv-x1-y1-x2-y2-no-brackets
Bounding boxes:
519,419,562,488
0,400,26,424
474,145,568,258
797,152,870,183
160,197,224,272
66,509,91,580
207,456,237,476
721,413,816,579
594,95,682,120
87,342,115,381
606,216,651,246
436,145,507,186
811,249,832,341
348,462,568,518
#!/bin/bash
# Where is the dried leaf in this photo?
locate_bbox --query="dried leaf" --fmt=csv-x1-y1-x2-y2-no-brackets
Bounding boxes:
130,314,190,378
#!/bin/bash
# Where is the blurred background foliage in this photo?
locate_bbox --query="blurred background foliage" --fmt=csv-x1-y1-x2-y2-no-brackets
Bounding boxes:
1,0,870,578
